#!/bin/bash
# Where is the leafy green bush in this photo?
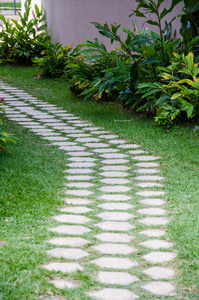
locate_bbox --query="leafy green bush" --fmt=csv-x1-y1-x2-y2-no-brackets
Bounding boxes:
33,42,82,78
0,98,16,151
0,0,51,66
138,52,199,126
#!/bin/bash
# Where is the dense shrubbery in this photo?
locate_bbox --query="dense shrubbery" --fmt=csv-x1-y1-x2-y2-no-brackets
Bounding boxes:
34,0,199,127
1,0,199,127
0,0,50,66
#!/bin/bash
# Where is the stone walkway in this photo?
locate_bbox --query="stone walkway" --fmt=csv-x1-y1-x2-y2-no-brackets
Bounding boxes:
0,81,177,299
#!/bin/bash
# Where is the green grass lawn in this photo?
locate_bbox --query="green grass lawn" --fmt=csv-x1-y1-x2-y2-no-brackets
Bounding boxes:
0,3,21,9
0,65,198,299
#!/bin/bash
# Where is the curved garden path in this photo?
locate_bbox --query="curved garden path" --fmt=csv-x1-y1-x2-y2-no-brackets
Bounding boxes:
0,80,177,299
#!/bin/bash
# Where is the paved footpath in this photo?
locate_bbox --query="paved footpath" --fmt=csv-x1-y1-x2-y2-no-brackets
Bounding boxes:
0,80,177,299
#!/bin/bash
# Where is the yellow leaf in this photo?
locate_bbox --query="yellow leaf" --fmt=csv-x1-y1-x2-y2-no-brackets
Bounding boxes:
186,52,194,71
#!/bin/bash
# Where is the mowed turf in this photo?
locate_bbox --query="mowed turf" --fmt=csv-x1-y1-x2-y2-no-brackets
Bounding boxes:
0,65,198,299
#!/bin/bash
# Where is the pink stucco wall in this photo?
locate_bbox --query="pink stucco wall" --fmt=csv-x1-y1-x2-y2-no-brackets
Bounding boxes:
42,0,183,49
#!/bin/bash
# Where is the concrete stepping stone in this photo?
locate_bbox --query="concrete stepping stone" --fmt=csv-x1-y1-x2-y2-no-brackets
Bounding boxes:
68,133,91,138
93,243,136,255
65,175,94,181
91,257,138,269
49,225,91,235
140,239,173,249
137,208,166,215
97,271,139,285
52,141,77,146
64,168,95,174
53,113,73,116
109,139,126,144
143,266,175,279
64,190,93,197
75,137,100,142
84,127,103,131
135,162,159,167
39,119,62,123
18,121,42,126
134,169,160,174
60,206,92,213
53,214,91,224
98,203,133,211
100,171,128,178
140,229,166,237
59,146,86,151
99,186,131,193
142,281,175,296
140,198,165,206
136,190,165,197
67,162,96,168
67,151,94,156
134,175,164,181
60,129,83,133
68,157,96,162
47,248,89,259
88,288,139,300
90,131,110,134
98,194,131,202
95,233,133,243
85,143,110,148
47,237,89,246
97,212,134,221
42,262,83,273
135,182,163,188
99,134,118,139
96,221,135,232
139,217,170,226
100,166,130,171
132,155,160,161
64,120,85,124
43,136,69,141
34,132,61,136
49,278,78,289
100,178,130,185
65,182,93,188
119,144,140,149
102,159,128,165
142,251,177,263
99,153,127,158
92,148,119,153
64,198,92,205
61,117,79,120
9,117,33,121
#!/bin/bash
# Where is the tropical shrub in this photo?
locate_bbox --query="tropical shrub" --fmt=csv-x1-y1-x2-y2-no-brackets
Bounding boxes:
138,52,199,126
33,42,82,78
0,0,51,65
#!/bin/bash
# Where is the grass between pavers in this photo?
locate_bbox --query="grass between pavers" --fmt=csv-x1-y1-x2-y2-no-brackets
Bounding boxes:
0,65,198,299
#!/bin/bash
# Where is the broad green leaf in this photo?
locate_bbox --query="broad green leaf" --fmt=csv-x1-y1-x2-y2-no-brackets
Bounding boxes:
186,52,194,70
146,20,159,27
118,58,129,76
38,24,47,31
177,79,195,86
142,45,158,57
141,57,162,65
128,35,156,47
171,93,182,100
35,4,39,16
186,35,199,50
